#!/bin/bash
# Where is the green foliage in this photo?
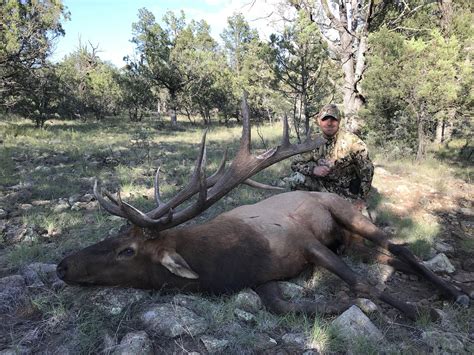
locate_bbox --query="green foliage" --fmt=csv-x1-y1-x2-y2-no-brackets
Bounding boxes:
269,10,331,138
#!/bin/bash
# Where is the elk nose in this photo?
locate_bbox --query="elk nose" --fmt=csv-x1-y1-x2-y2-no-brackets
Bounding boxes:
56,262,68,280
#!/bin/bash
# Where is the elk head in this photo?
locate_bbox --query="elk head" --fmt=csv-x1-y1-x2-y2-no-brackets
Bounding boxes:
57,94,325,288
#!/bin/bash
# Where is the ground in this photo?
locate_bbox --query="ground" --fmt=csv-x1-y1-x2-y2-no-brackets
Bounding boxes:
0,117,472,354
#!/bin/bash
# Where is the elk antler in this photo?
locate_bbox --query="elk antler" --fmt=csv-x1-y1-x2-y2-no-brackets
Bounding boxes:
94,92,326,232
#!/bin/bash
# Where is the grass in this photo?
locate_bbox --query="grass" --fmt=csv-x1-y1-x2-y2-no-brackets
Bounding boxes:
1,115,473,353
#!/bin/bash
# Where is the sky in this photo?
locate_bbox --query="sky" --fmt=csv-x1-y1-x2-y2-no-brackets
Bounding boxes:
52,0,291,68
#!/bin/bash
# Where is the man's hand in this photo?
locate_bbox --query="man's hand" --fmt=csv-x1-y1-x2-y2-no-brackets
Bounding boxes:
313,166,331,177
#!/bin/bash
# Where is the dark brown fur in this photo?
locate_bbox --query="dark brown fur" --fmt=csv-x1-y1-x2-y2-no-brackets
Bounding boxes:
57,191,469,320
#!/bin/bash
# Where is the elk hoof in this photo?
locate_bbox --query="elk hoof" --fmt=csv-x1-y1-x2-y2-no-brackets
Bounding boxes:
455,294,470,307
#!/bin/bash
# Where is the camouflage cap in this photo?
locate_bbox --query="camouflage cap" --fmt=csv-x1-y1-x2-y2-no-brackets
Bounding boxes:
319,104,340,121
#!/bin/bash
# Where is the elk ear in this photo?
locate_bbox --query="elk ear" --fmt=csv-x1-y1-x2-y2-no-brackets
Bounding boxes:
157,250,199,279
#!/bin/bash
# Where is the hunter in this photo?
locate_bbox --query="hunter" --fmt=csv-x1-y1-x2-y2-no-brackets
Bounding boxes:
288,104,374,211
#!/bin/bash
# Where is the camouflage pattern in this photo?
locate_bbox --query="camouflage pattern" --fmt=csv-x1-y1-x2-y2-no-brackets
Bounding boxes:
319,104,341,121
289,129,374,201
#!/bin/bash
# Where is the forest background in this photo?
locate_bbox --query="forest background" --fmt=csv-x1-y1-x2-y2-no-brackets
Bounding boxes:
1,0,472,160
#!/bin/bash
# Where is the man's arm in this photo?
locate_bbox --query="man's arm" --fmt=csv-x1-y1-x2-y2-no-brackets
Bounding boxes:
352,141,375,200
291,151,318,176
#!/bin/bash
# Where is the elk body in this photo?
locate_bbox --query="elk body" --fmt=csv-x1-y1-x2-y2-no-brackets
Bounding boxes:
57,97,470,321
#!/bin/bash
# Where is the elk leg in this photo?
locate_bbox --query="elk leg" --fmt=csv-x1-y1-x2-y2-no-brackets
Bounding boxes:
341,233,418,276
255,281,353,316
305,241,422,320
354,226,468,305
328,199,469,306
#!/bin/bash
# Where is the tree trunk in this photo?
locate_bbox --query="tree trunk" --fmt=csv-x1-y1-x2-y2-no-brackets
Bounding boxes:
435,108,455,144
438,0,453,33
169,91,178,127
416,112,426,161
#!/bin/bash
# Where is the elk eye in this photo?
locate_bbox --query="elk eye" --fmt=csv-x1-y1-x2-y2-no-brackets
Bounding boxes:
118,247,135,258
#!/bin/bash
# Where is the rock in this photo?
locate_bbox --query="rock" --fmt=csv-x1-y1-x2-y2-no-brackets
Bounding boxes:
453,271,474,283
200,335,229,353
0,346,29,355
281,332,308,347
234,308,255,323
68,194,81,205
422,331,464,354
18,203,33,212
459,207,474,217
251,333,278,351
331,305,384,342
0,275,28,313
355,298,378,314
91,288,148,315
462,259,474,272
31,200,51,206
113,331,153,355
71,201,97,211
423,253,455,274
80,193,95,202
0,208,7,219
434,241,454,253
140,304,207,337
172,294,206,309
278,281,305,299
53,200,70,213
21,262,59,287
234,289,262,313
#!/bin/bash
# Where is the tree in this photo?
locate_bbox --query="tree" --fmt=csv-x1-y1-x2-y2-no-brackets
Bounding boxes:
290,0,433,132
363,28,461,160
0,0,68,109
269,10,331,139
12,64,61,128
131,9,188,126
56,42,121,120
120,60,155,121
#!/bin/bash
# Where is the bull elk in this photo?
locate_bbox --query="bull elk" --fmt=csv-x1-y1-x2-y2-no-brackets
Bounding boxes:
57,96,470,321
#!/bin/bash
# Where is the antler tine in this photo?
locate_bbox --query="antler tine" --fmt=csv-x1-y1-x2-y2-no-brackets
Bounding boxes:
239,90,251,156
145,130,208,219
282,113,290,147
154,167,163,206
206,148,228,187
94,179,128,218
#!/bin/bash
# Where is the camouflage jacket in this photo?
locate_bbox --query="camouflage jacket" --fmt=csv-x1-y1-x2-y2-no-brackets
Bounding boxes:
290,129,374,200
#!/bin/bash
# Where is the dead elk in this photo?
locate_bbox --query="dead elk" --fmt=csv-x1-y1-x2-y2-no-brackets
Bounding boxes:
57,99,470,321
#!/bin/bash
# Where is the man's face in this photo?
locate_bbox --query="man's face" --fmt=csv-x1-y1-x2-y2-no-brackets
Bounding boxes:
319,116,340,137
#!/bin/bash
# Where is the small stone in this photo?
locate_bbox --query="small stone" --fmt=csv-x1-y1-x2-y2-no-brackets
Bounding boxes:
21,263,59,287
423,253,455,274
113,331,153,355
19,203,33,211
355,298,378,314
53,201,70,213
251,334,277,351
92,288,148,315
0,275,28,314
234,289,262,313
234,308,255,323
0,208,7,219
462,259,474,272
332,305,384,342
200,335,229,353
434,241,454,253
141,304,208,337
459,207,474,217
422,331,464,354
453,271,474,283
281,332,308,347
80,193,95,202
68,194,81,205
278,281,305,299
